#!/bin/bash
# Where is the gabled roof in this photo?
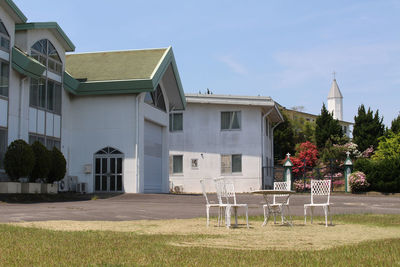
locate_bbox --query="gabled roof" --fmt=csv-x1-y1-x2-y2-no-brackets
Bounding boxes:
0,0,27,23
66,48,167,82
328,79,343,99
64,46,186,110
15,22,75,52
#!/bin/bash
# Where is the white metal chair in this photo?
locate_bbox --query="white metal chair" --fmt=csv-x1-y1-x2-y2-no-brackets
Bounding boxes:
304,179,332,227
214,178,249,229
200,179,224,226
262,181,290,226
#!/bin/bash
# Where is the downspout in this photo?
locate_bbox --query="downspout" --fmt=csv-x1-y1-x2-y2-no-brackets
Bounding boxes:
261,108,273,189
135,96,140,193
18,76,28,139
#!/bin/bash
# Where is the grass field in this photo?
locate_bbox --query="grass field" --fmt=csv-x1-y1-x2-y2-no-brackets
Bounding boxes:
1,214,399,266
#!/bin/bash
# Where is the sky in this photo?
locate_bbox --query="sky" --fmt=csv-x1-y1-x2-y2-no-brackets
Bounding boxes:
13,0,400,127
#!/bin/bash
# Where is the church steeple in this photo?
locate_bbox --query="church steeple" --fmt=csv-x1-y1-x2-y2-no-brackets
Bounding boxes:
327,75,343,121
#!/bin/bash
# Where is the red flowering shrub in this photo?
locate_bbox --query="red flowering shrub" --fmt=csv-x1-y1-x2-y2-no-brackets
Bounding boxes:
291,141,319,176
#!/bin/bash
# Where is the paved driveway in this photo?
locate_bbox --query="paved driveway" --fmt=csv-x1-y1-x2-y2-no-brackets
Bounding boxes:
0,193,399,222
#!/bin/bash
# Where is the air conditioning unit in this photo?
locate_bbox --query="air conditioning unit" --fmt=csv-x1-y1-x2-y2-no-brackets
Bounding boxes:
173,185,183,194
58,176,78,192
76,182,88,194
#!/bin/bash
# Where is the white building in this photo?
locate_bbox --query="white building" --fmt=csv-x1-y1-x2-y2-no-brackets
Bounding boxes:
327,78,343,121
0,1,186,193
169,94,284,193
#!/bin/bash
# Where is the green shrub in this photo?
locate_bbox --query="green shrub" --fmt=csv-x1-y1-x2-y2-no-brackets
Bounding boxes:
4,139,35,181
372,131,400,161
354,157,400,193
30,141,51,182
47,147,66,183
354,158,373,174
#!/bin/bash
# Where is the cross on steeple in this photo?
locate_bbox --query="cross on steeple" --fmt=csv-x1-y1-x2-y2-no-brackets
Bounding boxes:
332,71,336,80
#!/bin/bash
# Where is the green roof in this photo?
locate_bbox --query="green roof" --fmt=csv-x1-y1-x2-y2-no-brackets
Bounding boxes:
66,48,167,81
15,22,75,52
64,47,186,110
11,47,46,79
3,0,27,23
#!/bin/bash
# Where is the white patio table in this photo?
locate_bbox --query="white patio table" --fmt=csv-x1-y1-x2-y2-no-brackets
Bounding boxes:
252,190,295,226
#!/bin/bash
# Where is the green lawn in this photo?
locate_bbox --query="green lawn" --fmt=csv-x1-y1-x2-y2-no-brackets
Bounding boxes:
0,214,399,266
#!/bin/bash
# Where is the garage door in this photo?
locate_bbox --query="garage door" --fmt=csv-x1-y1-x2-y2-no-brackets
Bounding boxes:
144,120,163,193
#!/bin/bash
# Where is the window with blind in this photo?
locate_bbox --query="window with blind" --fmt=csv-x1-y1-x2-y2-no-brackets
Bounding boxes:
29,78,61,114
172,155,183,174
29,134,60,150
0,60,9,97
169,113,183,132
0,20,10,53
221,111,241,130
221,154,242,174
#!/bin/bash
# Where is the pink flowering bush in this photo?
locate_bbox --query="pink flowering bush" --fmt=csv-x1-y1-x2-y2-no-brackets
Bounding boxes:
332,179,344,186
293,179,311,192
349,171,370,193
361,146,374,158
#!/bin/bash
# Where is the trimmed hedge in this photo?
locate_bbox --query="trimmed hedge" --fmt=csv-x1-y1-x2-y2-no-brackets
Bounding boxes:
4,139,35,181
354,157,400,193
30,141,51,182
47,147,66,183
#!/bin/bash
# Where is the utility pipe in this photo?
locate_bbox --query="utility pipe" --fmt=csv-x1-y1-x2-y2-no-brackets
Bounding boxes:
135,95,140,193
18,76,28,139
261,108,273,188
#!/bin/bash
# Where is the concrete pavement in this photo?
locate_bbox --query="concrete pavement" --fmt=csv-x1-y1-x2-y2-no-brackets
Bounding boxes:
0,193,399,223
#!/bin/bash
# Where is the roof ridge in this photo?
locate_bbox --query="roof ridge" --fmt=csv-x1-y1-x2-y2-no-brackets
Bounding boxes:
66,47,168,56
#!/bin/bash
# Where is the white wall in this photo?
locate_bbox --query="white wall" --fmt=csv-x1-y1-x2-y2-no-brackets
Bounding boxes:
63,94,138,193
137,82,170,193
169,103,264,193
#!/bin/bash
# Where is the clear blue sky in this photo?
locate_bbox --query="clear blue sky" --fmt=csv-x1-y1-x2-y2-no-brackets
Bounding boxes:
14,0,400,127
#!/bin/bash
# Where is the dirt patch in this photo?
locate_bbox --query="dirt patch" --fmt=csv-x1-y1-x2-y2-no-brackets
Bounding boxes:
10,218,400,251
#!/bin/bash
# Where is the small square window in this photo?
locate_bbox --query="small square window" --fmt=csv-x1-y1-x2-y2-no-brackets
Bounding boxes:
221,154,242,174
221,111,241,130
191,159,198,169
172,155,183,174
169,113,183,132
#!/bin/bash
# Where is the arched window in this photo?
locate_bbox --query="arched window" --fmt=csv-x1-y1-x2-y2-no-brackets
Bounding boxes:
94,147,124,192
0,20,10,52
29,39,62,114
28,39,63,149
144,84,166,111
31,39,62,74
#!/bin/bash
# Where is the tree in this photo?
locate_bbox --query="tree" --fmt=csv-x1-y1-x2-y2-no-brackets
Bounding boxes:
372,131,400,162
4,139,35,181
291,141,319,177
353,104,385,152
315,103,343,150
391,114,400,134
291,116,316,144
30,141,51,182
273,112,296,162
47,147,66,183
